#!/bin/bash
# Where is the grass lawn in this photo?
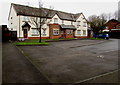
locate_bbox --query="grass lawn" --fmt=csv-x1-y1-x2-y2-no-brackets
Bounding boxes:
24,38,76,42
15,38,103,46
15,38,77,46
15,42,49,46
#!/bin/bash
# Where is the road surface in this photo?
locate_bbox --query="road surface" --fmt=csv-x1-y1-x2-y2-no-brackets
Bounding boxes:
19,39,119,83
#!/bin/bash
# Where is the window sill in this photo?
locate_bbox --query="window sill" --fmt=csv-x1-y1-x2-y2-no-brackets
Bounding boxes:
42,34,47,36
53,34,59,36
32,34,39,36
53,23,59,24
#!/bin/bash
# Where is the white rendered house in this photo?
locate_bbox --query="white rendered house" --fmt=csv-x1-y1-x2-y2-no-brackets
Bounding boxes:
8,3,92,39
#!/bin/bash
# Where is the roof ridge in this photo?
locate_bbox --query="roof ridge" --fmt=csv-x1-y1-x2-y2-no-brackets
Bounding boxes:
11,3,83,21
11,3,81,15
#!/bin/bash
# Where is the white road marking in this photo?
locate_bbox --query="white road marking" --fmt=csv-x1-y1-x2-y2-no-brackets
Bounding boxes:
72,69,119,85
98,50,118,54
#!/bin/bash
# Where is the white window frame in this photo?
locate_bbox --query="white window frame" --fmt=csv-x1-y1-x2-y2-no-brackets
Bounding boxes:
42,30,46,36
71,21,73,25
83,22,87,27
24,16,29,21
77,21,80,26
83,30,86,35
42,28,47,36
77,30,81,35
32,29,39,35
54,18,58,24
53,29,59,35
67,30,73,35
62,20,64,24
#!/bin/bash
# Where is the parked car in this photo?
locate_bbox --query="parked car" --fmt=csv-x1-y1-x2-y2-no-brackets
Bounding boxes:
96,33,109,40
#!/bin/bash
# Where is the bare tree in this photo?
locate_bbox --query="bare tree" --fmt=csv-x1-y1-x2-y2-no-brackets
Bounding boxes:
88,14,107,34
113,10,118,20
28,1,53,42
99,13,107,31
107,13,113,21
99,13,107,21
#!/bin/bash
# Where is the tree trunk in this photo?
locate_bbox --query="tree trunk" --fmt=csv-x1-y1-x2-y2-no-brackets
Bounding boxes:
39,28,41,43
39,17,42,43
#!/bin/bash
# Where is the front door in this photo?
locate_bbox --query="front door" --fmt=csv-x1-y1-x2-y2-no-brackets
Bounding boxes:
23,29,27,38
61,30,66,38
88,30,91,38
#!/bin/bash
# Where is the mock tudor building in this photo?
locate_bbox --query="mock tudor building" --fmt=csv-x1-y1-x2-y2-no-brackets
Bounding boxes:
8,3,92,39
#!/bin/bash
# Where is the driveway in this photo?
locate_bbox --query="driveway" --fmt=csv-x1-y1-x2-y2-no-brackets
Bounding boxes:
19,39,119,83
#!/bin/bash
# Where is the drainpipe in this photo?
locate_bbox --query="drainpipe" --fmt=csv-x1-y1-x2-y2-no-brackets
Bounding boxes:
19,15,20,38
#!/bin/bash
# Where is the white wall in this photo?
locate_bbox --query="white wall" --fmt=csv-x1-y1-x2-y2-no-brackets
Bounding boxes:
8,5,19,31
8,6,88,38
50,14,73,25
75,14,88,36
19,16,50,38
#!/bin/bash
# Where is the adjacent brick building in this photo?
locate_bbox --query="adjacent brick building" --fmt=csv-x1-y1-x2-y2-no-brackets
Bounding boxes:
104,19,120,31
104,19,120,38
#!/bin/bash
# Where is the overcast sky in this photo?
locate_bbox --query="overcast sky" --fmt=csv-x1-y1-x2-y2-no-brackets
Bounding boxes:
0,0,119,25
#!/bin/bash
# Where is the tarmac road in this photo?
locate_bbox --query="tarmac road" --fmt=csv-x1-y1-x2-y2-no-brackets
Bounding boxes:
71,39,119,54
2,42,50,83
19,39,119,83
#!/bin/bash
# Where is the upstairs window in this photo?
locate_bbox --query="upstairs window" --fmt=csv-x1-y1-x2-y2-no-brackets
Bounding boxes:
77,21,80,26
71,21,73,25
24,16,29,21
83,22,87,27
62,20,64,24
53,29,59,35
54,18,58,24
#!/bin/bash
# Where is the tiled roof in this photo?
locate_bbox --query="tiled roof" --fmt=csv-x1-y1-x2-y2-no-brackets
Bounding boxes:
12,3,56,18
105,19,119,27
12,3,82,21
22,22,31,27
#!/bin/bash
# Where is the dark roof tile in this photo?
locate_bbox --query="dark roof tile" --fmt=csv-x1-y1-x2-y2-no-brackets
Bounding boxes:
12,3,82,21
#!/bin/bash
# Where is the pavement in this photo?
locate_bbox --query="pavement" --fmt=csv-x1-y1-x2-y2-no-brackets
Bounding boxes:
2,42,50,83
18,39,119,83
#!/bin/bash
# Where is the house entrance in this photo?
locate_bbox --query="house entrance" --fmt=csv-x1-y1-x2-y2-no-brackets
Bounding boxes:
61,30,66,38
23,29,28,38
22,22,31,39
